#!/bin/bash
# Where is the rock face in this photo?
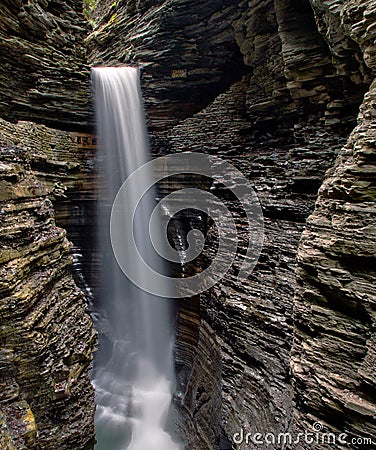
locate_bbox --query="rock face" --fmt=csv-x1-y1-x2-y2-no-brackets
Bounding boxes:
87,0,376,449
88,0,248,129
291,1,376,447
234,0,371,130
104,1,372,448
89,0,371,132
0,0,375,449
309,0,376,73
0,130,96,449
0,2,98,445
154,75,346,450
291,78,376,450
0,119,99,288
0,0,92,130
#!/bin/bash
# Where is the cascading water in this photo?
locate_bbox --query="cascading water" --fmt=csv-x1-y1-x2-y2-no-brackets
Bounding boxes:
91,66,180,450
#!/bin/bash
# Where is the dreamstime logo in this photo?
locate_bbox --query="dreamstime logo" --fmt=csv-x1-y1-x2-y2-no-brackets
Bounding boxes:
110,152,264,298
232,422,375,447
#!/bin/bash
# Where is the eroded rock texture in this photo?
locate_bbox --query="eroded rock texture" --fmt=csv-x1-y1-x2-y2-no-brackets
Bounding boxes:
0,0,91,130
88,0,248,129
291,1,376,447
87,0,376,448
109,1,373,448
0,119,99,288
154,76,346,450
291,77,376,450
0,0,374,449
89,0,371,133
0,130,96,449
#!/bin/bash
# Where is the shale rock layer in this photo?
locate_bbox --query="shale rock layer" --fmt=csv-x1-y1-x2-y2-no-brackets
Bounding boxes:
0,0,375,449
0,140,96,449
87,0,376,448
0,0,91,130
291,76,376,450
291,1,376,447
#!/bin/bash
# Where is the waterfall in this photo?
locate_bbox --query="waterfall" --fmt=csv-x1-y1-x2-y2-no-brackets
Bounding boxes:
91,66,180,450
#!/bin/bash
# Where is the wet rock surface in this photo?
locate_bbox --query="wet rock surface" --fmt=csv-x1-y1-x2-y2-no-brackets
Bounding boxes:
0,119,99,288
142,0,374,447
0,0,92,130
153,77,345,449
291,86,376,449
290,1,376,444
291,1,376,448
0,134,96,449
88,0,249,129
89,0,371,134
0,0,375,449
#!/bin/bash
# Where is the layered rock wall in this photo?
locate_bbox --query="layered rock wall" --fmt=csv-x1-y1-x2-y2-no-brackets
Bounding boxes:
0,119,99,287
0,2,98,447
154,76,346,450
291,1,376,447
90,0,370,133
88,0,375,448
0,141,96,449
0,0,374,449
0,0,92,130
88,0,248,128
291,76,376,450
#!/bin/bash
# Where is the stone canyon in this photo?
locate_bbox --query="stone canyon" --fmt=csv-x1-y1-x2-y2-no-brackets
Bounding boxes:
0,0,375,449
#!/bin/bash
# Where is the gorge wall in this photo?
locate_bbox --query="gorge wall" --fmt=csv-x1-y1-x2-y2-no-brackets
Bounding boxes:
0,0,375,449
291,2,376,447
0,124,96,449
89,0,376,448
0,0,92,130
0,0,97,446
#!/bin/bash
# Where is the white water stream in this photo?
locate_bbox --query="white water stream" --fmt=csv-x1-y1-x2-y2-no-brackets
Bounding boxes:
91,66,179,450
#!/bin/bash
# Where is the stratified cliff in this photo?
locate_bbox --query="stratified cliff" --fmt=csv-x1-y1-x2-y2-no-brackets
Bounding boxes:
0,0,92,130
291,1,376,447
0,139,96,448
0,0,374,449
0,1,97,447
89,0,371,132
88,1,376,449
89,0,247,129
